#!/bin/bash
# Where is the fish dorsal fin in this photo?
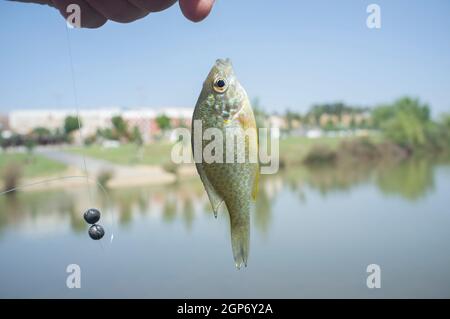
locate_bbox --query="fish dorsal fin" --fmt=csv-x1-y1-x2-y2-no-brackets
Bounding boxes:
195,163,224,217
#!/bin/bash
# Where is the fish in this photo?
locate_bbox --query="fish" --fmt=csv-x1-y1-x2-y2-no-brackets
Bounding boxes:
191,58,259,268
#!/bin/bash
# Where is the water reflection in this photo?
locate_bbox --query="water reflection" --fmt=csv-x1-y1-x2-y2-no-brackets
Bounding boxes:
277,157,445,202
376,159,434,200
1,157,450,297
0,158,446,237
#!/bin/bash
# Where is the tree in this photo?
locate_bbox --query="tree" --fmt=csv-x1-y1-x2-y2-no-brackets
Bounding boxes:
131,126,143,146
31,127,52,145
372,97,431,148
64,116,81,135
440,113,450,130
97,128,116,140
24,138,36,155
32,127,51,136
156,114,171,131
307,102,368,126
350,116,356,129
285,109,302,131
111,116,129,139
324,118,335,131
433,113,450,149
252,98,268,130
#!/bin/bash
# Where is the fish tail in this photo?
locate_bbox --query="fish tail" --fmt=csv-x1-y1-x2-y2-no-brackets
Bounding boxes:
228,202,250,269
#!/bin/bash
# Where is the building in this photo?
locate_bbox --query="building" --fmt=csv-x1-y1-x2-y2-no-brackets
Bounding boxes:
319,112,371,128
122,109,157,144
8,108,121,135
157,107,192,129
0,114,8,131
319,113,340,127
268,115,288,130
9,110,67,134
7,107,193,144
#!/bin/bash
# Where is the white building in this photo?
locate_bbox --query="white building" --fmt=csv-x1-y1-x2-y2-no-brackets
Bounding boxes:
9,110,68,134
8,107,194,143
122,109,157,144
8,108,121,136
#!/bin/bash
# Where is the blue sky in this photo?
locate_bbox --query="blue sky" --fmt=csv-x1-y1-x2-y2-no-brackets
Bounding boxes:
1,0,449,116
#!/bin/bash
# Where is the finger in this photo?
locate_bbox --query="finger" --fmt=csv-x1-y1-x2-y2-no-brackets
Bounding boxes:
85,0,149,23
179,0,215,22
127,0,177,12
50,0,107,28
12,0,53,5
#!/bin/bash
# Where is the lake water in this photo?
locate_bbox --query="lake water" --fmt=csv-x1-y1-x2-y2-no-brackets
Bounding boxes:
1,159,450,298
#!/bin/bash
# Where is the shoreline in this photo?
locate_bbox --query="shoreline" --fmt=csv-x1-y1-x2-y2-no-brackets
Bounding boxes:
0,164,198,193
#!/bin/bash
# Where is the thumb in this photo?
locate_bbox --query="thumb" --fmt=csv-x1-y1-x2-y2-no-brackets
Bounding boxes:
179,0,215,22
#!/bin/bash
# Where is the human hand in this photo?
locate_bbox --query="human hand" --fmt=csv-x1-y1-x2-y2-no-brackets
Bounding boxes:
12,0,215,28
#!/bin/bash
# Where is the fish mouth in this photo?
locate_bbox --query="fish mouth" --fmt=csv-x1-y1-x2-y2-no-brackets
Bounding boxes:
215,58,232,67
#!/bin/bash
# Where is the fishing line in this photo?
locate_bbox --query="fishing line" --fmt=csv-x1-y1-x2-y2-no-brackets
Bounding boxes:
1,23,118,244
0,173,115,243
0,175,107,198
63,23,117,244
64,24,93,205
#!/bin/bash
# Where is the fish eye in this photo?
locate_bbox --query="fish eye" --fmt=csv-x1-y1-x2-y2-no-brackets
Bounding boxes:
213,78,227,93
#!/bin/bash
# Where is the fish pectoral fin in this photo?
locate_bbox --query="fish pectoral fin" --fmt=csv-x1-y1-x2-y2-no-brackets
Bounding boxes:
196,163,224,218
210,198,224,218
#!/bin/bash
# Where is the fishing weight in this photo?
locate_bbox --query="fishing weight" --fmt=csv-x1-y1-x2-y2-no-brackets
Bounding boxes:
83,208,105,240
